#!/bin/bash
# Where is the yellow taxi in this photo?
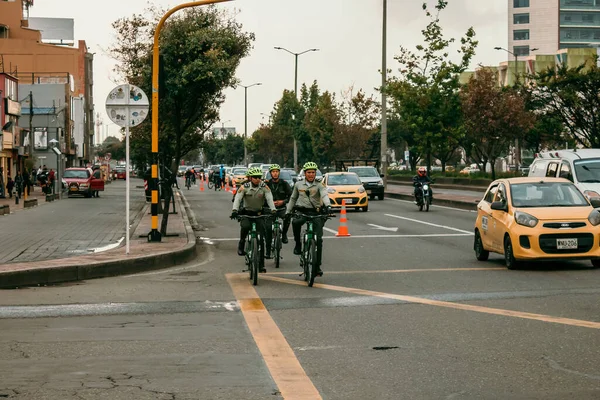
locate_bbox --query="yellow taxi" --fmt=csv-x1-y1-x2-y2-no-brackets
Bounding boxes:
323,172,369,212
231,167,247,186
474,177,600,269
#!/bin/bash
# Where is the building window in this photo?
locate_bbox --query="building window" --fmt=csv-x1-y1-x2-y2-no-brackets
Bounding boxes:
0,25,8,39
514,13,530,24
582,14,594,23
514,0,530,8
514,29,530,40
514,45,530,56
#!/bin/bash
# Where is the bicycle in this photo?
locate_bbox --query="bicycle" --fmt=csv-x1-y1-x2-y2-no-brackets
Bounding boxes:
207,177,214,190
269,212,284,269
235,214,270,286
292,211,334,287
185,176,192,190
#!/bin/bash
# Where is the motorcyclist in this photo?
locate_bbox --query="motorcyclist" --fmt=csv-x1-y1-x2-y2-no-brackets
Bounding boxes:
231,167,277,273
264,164,293,259
413,166,433,204
286,161,332,277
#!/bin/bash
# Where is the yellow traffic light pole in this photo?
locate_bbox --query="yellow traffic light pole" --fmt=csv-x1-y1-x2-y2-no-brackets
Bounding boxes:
149,0,232,242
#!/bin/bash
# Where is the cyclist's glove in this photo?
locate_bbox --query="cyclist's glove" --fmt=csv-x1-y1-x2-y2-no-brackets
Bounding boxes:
271,209,277,215
230,210,238,220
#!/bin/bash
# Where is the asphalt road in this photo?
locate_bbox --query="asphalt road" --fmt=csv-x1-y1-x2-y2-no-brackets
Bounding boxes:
1,180,599,399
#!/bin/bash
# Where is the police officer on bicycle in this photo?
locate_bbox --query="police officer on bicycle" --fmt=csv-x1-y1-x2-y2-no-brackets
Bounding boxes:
286,161,332,276
231,167,277,272
264,164,292,259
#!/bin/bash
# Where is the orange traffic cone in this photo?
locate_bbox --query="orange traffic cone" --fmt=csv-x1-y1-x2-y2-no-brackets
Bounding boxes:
336,200,351,237
232,185,237,195
199,176,204,192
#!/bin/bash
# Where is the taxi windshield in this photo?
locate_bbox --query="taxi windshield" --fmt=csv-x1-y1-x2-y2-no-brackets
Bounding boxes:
232,168,246,175
63,170,90,179
327,174,361,185
510,182,589,208
574,158,600,183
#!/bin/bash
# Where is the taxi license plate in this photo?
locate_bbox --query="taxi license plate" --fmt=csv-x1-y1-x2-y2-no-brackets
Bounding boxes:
344,199,353,204
557,238,578,249
69,187,78,192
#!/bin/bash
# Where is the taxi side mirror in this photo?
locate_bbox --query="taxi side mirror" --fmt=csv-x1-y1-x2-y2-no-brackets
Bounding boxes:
491,201,507,212
590,198,600,208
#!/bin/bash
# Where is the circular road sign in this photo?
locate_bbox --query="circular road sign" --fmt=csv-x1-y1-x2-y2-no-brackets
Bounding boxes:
105,84,149,128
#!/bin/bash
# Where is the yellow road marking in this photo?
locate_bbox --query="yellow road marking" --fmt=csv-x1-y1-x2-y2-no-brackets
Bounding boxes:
265,267,505,275
261,275,600,330
226,273,322,400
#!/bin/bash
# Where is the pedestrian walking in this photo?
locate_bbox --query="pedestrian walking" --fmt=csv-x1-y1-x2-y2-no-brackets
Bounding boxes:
6,176,14,198
0,166,5,198
14,171,23,198
49,168,56,193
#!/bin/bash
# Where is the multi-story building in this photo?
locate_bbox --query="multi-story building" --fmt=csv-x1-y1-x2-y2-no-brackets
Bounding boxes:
508,0,600,59
0,71,23,189
0,0,95,170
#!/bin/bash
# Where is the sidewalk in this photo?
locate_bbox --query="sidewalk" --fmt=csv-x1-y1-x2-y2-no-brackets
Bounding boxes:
0,185,48,213
0,182,196,288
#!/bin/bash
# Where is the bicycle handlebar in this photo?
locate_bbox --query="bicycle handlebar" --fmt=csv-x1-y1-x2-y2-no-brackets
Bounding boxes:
292,211,336,220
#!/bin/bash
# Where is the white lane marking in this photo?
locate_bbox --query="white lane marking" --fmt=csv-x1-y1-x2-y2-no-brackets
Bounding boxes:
323,227,338,235
123,246,216,277
388,198,478,213
385,214,473,235
367,224,398,232
210,233,472,241
90,237,124,253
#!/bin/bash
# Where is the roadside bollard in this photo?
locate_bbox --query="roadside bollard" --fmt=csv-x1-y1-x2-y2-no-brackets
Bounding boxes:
15,195,19,205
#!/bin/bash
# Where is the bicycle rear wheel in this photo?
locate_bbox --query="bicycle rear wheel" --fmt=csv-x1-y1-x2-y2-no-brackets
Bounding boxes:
208,181,214,189
251,237,259,286
274,225,281,268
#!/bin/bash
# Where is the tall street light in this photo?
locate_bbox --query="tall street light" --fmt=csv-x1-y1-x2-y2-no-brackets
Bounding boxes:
149,0,232,242
381,0,388,187
239,82,262,165
274,46,319,172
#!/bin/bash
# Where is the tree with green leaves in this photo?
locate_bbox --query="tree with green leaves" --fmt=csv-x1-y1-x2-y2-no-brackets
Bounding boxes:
386,0,477,173
529,57,600,148
461,68,535,179
110,5,254,169
335,88,380,160
304,91,340,168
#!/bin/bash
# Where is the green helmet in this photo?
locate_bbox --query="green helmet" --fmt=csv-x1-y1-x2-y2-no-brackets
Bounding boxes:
303,161,318,171
269,164,281,172
246,167,263,177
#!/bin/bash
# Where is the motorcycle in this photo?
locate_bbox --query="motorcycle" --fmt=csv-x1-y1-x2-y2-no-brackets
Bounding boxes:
415,181,432,212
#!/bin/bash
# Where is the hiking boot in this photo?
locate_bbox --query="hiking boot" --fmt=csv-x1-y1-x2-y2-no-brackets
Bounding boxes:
281,235,288,244
237,242,246,256
265,251,273,260
316,268,323,277
259,264,267,273
293,244,302,255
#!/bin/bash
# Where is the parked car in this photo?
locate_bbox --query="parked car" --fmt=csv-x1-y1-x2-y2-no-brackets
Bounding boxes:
64,167,105,198
474,177,600,269
323,172,369,212
347,166,384,200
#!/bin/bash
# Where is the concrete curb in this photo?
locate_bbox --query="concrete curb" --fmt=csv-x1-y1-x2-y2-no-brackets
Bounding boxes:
385,192,478,211
0,195,198,289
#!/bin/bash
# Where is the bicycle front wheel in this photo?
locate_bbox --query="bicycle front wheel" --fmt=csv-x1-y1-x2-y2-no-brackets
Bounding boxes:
208,181,214,189
306,241,316,286
251,237,259,286
274,225,281,269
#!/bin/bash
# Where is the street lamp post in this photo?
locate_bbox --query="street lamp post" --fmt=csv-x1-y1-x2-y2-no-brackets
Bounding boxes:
149,0,232,243
239,83,262,165
274,46,319,171
381,0,388,188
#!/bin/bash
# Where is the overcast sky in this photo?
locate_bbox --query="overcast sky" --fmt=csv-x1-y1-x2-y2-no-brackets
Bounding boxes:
29,0,507,143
